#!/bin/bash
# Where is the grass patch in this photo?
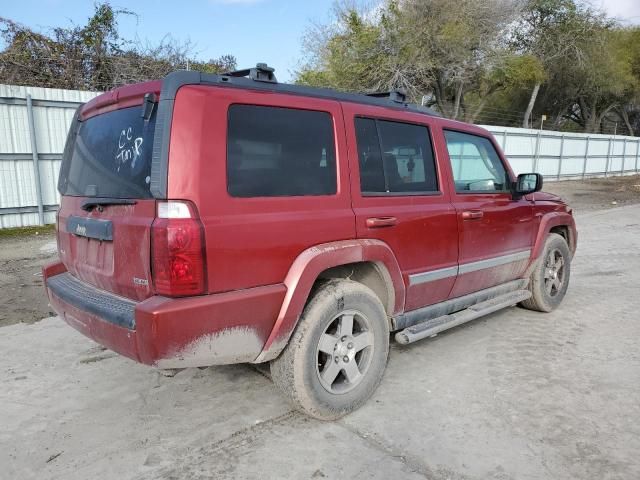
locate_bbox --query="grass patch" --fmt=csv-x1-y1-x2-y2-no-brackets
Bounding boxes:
0,224,56,239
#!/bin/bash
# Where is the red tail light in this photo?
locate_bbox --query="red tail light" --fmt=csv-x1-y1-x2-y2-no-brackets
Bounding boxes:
152,201,207,297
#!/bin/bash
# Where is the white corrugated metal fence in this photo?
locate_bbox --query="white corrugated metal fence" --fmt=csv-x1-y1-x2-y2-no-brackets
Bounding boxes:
0,84,638,228
0,84,99,228
483,125,640,178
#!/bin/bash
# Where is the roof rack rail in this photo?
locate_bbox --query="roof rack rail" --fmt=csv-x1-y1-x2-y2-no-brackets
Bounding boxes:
222,63,277,83
366,89,407,104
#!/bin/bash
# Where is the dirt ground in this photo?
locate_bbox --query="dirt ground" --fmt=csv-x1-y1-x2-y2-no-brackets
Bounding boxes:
2,202,639,479
544,174,640,212
0,231,57,327
0,174,638,329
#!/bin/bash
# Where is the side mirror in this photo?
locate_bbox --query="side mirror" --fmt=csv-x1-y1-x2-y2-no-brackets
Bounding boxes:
514,173,543,197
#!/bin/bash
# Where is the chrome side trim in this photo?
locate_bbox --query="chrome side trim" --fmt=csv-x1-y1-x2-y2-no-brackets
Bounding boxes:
408,249,531,286
409,266,458,286
458,250,531,275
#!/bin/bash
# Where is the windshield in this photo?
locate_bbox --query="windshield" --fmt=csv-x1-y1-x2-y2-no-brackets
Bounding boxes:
59,105,156,198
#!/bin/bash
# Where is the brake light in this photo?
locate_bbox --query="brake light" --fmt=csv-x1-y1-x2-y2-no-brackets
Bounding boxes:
152,201,207,297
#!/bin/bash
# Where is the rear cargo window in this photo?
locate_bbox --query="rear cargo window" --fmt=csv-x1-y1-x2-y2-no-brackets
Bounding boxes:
59,106,156,198
227,105,337,197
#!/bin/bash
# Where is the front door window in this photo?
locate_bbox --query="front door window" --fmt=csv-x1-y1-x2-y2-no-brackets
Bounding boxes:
444,130,509,193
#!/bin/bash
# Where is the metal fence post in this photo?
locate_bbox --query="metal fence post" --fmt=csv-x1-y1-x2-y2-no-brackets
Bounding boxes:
582,136,590,179
26,94,44,226
533,130,542,173
502,130,508,151
621,138,626,175
636,140,640,173
604,137,612,177
556,134,565,180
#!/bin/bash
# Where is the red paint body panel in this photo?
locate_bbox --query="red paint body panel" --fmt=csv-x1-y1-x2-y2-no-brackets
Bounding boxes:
45,260,286,366
531,210,577,260
80,81,161,120
134,283,286,365
51,290,141,362
48,79,578,367
341,103,459,311
167,86,356,293
447,193,535,297
434,121,537,297
57,196,157,301
256,239,405,361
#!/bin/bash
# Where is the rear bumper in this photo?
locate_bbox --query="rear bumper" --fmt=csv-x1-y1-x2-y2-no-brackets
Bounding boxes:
43,262,287,368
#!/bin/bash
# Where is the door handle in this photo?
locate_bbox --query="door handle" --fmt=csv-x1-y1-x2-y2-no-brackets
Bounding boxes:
461,210,484,220
366,217,398,228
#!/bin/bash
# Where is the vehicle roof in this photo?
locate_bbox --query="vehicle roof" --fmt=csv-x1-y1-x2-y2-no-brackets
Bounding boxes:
157,70,441,118
80,70,492,199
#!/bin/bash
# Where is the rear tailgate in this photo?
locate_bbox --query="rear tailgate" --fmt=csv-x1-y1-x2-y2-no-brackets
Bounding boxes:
57,83,161,302
57,197,156,301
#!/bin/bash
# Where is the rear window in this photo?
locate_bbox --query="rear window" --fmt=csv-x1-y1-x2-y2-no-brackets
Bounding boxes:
59,106,156,198
227,105,337,197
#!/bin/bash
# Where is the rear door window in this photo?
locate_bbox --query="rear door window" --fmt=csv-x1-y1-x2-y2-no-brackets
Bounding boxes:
354,117,438,194
227,105,337,197
60,106,156,198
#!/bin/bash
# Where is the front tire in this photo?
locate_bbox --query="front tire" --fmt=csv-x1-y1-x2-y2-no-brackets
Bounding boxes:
520,233,571,312
270,279,389,420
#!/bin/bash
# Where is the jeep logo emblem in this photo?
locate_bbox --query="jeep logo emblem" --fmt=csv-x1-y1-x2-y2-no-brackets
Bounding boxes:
75,224,87,236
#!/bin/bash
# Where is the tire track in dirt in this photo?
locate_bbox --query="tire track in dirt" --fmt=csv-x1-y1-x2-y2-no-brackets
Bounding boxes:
484,223,640,480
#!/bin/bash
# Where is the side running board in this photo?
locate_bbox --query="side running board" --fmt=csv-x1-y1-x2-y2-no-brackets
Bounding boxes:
395,290,532,345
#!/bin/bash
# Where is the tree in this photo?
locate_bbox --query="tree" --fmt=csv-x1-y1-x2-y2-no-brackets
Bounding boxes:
613,27,640,136
461,53,546,123
297,9,392,93
0,2,236,90
398,0,522,119
565,27,637,133
508,0,603,127
298,0,523,120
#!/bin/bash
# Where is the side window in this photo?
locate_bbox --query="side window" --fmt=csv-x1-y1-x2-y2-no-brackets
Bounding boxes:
354,117,438,194
227,105,337,197
444,130,509,193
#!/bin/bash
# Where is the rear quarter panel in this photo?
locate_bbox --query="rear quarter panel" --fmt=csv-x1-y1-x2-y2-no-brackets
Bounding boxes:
167,85,356,293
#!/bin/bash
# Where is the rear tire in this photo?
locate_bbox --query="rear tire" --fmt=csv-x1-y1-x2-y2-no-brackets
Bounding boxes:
520,233,571,312
270,279,389,420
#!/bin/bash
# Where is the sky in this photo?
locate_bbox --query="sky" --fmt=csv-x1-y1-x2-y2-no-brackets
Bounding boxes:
595,0,640,24
2,0,639,83
1,0,337,82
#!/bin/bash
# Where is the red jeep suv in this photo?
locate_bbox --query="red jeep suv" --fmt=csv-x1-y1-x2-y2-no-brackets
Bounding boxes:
44,64,577,419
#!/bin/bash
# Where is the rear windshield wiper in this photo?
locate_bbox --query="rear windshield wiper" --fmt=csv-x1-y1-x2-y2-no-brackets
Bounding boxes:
81,198,138,211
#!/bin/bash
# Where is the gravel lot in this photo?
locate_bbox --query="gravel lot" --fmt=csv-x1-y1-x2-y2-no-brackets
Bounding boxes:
1,178,640,479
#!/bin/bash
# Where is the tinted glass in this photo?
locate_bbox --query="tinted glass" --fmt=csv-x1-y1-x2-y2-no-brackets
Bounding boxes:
354,117,438,194
227,105,336,197
354,118,384,192
60,106,156,198
444,130,509,193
